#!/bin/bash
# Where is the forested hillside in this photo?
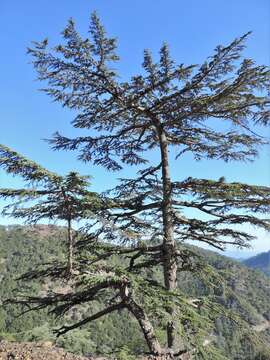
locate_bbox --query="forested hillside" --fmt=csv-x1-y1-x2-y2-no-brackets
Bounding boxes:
243,251,270,276
0,225,270,359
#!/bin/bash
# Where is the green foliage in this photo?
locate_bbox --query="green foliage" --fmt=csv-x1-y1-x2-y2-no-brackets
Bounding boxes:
56,329,96,356
0,226,269,359
0,332,16,342
0,144,61,184
26,324,53,342
116,346,137,360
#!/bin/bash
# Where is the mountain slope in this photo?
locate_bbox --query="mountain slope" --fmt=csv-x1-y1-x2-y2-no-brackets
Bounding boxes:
0,225,270,359
243,250,270,276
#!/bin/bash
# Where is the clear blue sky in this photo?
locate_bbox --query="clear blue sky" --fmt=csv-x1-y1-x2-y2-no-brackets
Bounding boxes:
0,0,269,254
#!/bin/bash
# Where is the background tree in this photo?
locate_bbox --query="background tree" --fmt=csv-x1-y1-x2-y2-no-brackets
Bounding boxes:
0,144,99,275
1,12,270,359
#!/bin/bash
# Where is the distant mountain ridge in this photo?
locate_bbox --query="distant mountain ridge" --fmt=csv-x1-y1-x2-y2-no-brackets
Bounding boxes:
243,250,270,276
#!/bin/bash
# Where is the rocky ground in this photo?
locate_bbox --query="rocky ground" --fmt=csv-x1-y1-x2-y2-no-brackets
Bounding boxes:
0,342,185,360
0,341,108,360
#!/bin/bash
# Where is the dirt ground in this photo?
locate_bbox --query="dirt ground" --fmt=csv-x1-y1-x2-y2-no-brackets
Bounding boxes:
0,341,105,360
0,341,189,360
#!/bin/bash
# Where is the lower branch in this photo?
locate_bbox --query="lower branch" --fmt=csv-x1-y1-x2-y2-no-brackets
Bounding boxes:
125,296,163,356
54,302,125,336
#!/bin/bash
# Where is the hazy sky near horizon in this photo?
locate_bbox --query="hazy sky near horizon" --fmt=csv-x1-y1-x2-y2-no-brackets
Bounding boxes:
0,0,269,253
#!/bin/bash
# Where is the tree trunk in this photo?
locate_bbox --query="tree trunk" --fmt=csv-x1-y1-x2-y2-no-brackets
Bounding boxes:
125,293,163,356
157,124,178,350
67,218,74,274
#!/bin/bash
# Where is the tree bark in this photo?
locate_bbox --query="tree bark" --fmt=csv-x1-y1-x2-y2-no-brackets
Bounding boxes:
156,123,178,350
61,188,74,275
117,278,163,356
126,295,163,356
67,218,74,274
